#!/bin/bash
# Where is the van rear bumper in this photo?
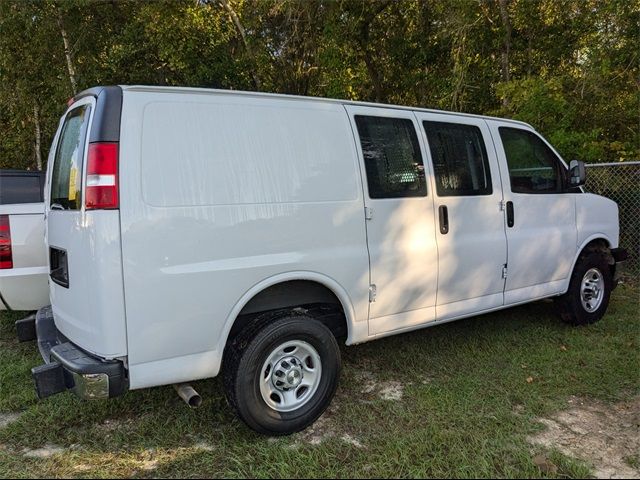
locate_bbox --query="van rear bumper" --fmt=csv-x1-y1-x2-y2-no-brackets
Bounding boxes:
22,306,128,400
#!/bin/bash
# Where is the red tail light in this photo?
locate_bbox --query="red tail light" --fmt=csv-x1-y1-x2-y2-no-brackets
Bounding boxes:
85,142,119,210
0,215,12,269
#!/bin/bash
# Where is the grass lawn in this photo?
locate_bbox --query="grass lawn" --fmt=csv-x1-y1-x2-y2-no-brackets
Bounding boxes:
0,284,638,478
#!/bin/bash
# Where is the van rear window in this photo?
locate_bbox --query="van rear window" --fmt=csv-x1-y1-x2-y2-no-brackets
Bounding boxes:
50,105,91,210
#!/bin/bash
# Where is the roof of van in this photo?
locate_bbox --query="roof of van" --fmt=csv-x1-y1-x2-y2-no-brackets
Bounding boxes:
120,85,533,129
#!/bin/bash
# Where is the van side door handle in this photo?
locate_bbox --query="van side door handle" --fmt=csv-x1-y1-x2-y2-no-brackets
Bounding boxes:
439,205,449,234
506,201,514,228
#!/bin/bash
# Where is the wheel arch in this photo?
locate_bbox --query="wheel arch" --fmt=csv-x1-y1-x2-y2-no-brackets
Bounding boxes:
573,235,614,264
217,271,358,356
563,235,614,293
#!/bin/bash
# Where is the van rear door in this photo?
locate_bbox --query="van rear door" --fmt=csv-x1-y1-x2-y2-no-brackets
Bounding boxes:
46,88,127,359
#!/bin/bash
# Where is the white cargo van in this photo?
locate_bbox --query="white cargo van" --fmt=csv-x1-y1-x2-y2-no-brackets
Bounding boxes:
22,86,626,435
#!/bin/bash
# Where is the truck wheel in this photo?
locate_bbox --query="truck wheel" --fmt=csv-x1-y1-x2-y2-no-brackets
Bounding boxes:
223,312,341,435
555,251,613,325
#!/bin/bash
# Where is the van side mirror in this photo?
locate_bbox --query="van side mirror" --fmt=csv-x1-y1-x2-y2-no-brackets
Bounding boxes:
568,160,586,187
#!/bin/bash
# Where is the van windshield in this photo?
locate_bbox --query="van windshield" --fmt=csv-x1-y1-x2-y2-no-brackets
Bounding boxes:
50,105,91,210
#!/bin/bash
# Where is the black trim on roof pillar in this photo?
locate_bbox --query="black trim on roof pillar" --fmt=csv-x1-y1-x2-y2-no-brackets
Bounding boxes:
74,86,123,143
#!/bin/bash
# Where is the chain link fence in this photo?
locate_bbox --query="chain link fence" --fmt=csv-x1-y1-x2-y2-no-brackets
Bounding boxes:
585,161,640,279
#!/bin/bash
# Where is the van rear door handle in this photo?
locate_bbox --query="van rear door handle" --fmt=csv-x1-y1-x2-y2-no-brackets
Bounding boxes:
506,201,514,228
439,205,449,234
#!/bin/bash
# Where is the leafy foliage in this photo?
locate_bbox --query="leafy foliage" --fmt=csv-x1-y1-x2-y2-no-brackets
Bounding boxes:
0,0,637,170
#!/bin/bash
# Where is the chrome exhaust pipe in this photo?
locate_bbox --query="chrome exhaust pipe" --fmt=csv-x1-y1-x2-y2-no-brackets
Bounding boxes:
174,383,202,408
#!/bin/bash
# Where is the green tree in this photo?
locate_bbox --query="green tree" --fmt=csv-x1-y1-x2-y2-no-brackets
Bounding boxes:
0,0,637,170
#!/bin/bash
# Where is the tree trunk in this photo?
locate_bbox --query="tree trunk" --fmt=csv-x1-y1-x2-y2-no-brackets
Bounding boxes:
360,45,385,103
357,1,391,103
33,102,42,171
498,0,512,106
527,35,532,76
56,9,78,95
498,0,511,82
218,0,262,90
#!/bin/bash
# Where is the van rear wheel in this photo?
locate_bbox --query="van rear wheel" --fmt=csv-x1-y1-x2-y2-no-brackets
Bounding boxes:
555,251,613,325
223,312,341,435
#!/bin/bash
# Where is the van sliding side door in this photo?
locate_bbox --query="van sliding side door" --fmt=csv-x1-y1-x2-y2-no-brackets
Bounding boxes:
414,112,508,320
345,105,439,336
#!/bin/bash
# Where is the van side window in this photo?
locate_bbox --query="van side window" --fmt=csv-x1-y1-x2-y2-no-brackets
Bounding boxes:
354,116,427,199
50,105,91,210
423,121,492,197
499,127,566,194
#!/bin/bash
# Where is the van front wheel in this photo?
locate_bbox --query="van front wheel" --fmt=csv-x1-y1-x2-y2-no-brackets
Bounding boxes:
555,251,613,325
223,312,341,435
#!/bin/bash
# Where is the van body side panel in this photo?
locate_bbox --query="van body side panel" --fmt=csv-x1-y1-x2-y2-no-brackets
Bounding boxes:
119,91,370,389
575,194,619,250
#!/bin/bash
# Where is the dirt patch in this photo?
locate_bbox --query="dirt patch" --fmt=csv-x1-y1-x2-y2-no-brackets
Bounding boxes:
295,412,335,446
95,416,141,433
0,412,21,429
358,371,404,401
359,371,378,395
193,442,215,452
22,444,65,458
136,448,159,472
288,405,365,449
140,459,158,471
528,396,640,479
341,433,364,448
379,382,404,401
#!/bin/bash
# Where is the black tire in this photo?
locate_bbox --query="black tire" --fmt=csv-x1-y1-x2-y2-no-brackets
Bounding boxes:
223,311,341,435
555,251,613,325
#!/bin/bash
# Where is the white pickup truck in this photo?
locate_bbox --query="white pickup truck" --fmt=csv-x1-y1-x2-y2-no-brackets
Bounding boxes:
0,170,49,311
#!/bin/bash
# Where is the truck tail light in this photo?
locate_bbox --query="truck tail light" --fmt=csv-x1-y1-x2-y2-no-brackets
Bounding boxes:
0,215,12,269
85,142,119,210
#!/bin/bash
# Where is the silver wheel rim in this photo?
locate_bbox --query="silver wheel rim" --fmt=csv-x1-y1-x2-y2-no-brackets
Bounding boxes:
581,267,605,313
259,340,322,413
